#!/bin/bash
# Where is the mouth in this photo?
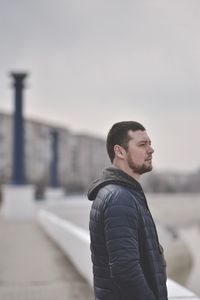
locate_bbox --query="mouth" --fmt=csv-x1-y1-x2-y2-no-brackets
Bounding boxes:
145,157,152,161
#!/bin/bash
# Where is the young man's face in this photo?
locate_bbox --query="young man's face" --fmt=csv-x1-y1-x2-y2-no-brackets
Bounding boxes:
124,130,154,175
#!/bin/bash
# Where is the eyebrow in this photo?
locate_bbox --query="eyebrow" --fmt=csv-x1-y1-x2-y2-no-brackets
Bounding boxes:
137,139,151,144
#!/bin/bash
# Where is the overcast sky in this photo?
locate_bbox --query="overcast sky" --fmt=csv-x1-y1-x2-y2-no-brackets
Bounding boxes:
0,0,200,172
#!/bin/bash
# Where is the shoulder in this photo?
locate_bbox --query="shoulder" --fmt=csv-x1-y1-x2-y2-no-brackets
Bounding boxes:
98,184,140,211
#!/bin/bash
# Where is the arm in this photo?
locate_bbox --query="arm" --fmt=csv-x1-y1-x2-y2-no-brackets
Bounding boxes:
103,188,157,300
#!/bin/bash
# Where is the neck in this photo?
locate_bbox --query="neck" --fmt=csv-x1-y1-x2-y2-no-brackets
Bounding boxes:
112,162,140,182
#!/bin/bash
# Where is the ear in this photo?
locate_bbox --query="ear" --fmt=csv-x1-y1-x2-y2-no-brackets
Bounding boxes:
114,145,126,160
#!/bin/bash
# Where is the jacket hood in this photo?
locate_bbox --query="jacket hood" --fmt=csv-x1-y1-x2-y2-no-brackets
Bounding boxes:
87,167,143,201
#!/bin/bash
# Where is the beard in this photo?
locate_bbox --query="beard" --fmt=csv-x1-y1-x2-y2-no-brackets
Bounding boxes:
127,152,153,175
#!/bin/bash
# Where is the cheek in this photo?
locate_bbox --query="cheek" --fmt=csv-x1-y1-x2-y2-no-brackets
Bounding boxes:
129,150,145,162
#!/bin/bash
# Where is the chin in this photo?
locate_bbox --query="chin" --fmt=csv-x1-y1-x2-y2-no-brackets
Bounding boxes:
139,165,153,174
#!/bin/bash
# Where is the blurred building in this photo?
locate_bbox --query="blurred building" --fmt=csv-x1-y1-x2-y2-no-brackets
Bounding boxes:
0,113,12,182
0,112,109,192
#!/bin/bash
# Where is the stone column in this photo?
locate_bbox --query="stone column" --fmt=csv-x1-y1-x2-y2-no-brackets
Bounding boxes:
50,130,59,187
1,72,36,220
10,72,28,185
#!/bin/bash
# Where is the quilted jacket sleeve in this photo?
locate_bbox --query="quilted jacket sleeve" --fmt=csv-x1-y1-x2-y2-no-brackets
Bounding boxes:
103,188,157,300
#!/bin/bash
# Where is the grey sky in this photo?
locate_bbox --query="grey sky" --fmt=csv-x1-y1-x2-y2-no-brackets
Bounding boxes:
0,0,200,171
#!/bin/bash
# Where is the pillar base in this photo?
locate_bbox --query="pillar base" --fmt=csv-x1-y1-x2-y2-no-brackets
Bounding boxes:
1,185,36,221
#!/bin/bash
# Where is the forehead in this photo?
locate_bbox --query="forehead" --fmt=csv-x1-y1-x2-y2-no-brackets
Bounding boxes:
127,130,151,143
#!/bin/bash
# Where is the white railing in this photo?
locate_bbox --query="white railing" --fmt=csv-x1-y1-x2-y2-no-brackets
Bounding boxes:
37,209,200,300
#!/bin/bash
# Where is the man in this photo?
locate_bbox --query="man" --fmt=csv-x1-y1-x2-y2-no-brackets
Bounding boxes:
88,121,168,300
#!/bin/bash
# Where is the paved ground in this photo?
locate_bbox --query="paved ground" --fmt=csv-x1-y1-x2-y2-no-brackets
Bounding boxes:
0,216,93,300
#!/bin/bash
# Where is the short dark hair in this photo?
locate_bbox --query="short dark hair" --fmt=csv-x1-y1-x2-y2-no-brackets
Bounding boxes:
106,121,145,162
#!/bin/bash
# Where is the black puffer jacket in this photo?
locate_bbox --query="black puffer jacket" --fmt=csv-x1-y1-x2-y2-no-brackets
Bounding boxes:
88,167,168,300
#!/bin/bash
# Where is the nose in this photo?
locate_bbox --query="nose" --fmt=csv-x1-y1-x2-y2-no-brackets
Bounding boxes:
148,145,154,154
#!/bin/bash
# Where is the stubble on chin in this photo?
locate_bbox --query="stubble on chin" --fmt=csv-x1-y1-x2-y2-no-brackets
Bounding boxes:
127,155,153,175
139,164,153,174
